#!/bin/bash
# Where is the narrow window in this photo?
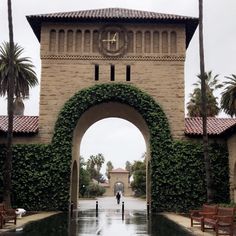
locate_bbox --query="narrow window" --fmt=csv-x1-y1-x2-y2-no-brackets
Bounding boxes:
49,29,56,52
93,30,99,53
84,30,90,53
110,65,115,81
95,64,99,81
162,31,168,53
75,30,82,52
127,31,134,53
153,31,160,53
136,31,142,53
126,65,131,81
58,30,65,53
67,30,74,52
170,31,177,53
144,31,151,53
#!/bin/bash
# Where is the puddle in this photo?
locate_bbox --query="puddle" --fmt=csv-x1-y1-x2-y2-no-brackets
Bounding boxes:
1,209,192,236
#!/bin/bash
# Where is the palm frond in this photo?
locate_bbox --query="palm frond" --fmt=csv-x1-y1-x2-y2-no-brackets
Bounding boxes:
0,42,38,98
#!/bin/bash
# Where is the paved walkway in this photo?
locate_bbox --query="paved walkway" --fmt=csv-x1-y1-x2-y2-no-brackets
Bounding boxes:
0,212,58,233
163,213,216,236
0,197,226,235
79,197,215,236
78,196,146,210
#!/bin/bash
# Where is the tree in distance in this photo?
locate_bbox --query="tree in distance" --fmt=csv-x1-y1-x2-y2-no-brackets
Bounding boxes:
187,71,222,117
86,153,105,183
221,74,236,117
105,161,114,180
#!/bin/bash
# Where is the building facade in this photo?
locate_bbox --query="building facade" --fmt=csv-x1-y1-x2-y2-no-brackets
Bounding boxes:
103,168,133,196
1,8,236,206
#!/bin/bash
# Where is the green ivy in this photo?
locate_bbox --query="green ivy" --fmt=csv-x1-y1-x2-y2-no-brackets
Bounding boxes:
0,84,230,211
151,141,229,212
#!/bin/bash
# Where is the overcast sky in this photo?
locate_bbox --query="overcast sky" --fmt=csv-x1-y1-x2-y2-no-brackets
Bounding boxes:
0,0,236,174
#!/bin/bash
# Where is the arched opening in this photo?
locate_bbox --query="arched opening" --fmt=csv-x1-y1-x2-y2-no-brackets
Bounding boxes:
80,117,146,198
114,182,124,195
71,102,150,205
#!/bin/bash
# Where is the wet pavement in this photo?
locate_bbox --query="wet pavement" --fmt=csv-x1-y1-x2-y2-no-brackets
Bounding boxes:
75,197,151,235
78,196,146,211
75,197,192,235
0,197,217,235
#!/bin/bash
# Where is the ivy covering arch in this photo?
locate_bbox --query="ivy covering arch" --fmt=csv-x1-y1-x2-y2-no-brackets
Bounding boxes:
0,83,229,212
52,83,172,211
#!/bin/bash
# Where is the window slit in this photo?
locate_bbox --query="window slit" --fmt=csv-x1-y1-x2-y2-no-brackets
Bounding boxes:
95,64,99,81
110,65,115,81
126,65,131,81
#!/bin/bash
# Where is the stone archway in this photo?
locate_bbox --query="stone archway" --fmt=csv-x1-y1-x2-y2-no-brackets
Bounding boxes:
72,102,150,201
52,83,172,211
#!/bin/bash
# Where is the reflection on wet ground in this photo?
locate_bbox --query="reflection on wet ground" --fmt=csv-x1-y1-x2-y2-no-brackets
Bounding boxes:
76,209,192,236
0,198,193,235
1,209,192,236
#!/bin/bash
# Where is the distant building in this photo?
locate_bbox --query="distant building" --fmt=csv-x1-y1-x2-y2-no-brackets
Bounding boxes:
102,168,133,196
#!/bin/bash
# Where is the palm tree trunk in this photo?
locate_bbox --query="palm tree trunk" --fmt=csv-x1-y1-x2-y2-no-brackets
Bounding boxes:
199,0,213,203
3,0,15,208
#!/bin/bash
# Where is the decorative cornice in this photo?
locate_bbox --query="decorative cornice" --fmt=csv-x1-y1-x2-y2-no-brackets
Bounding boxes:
41,54,185,61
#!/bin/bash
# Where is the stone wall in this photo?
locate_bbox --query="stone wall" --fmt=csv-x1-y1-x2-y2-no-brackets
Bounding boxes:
104,171,133,196
37,22,186,143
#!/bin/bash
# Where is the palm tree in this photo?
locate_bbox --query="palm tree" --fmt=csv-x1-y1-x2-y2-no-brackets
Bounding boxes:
106,161,114,180
93,153,105,183
2,0,15,208
199,0,214,203
187,71,222,117
125,161,132,182
86,154,105,183
0,41,38,207
0,42,38,100
221,74,236,117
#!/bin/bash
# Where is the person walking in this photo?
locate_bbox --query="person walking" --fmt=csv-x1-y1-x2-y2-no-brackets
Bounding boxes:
116,191,121,204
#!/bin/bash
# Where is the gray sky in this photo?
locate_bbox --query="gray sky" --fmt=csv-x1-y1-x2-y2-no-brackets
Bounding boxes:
1,0,236,174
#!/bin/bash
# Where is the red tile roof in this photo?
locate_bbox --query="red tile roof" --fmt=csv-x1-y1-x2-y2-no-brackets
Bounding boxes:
1,116,236,136
26,8,198,48
185,117,236,136
0,116,39,133
110,168,129,173
27,8,197,21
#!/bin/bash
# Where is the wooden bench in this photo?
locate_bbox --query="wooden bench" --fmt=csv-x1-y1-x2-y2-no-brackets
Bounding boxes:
0,203,17,229
203,207,235,236
190,204,218,231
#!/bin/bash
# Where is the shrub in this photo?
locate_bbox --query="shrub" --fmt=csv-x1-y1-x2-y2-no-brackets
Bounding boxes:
85,183,105,197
